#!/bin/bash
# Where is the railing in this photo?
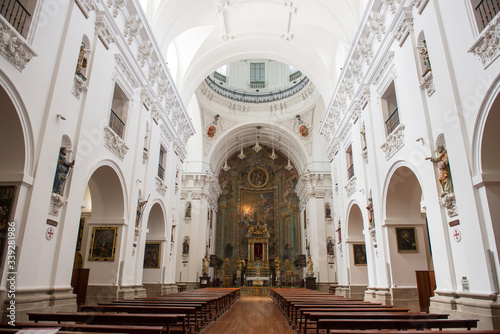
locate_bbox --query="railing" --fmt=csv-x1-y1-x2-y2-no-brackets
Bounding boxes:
347,164,355,180
204,76,310,104
214,71,226,83
289,71,302,82
158,164,165,180
385,108,400,135
0,0,31,36
475,0,500,30
250,81,266,89
109,110,125,139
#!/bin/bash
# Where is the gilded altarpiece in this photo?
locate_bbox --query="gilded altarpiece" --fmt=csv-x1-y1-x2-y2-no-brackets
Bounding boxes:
216,145,300,268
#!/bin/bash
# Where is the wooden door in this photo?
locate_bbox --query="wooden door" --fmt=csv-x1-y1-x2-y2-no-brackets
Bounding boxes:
71,268,89,306
415,270,436,313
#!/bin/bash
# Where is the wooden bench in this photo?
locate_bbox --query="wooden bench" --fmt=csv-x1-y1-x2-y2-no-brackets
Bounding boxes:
28,312,185,334
81,305,199,333
0,322,166,334
295,308,410,334
316,318,479,333
303,312,448,334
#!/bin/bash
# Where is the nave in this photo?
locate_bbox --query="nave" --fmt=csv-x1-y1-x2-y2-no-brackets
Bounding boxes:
201,294,294,334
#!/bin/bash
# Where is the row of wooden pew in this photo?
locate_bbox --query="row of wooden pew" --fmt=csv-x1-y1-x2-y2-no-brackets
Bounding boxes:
270,288,500,334
0,287,240,334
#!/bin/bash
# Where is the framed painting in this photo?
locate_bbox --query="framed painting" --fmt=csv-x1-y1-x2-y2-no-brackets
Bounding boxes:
396,227,418,253
297,254,306,268
88,226,118,261
353,243,367,265
143,242,161,268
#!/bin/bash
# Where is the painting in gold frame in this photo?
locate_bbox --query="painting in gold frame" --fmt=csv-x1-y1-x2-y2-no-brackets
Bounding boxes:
88,226,118,261
396,227,418,253
353,243,367,265
143,242,161,268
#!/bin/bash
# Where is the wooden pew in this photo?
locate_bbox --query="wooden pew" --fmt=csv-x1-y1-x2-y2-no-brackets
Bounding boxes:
28,312,185,334
296,308,410,334
316,318,478,334
303,311,448,334
0,322,166,334
81,304,199,333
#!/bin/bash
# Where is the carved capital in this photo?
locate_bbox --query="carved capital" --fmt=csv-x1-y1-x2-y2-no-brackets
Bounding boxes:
95,13,115,49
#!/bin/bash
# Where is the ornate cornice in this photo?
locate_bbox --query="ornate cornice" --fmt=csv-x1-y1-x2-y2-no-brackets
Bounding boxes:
123,14,142,45
394,9,413,47
95,12,115,49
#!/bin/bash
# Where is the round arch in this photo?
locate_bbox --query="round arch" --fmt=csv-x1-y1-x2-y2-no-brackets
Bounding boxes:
84,160,128,221
0,69,34,178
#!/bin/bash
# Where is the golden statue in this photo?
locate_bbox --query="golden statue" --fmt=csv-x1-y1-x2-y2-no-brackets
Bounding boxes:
274,258,281,270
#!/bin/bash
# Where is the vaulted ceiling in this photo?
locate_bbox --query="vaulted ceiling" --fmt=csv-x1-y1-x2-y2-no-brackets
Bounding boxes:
142,0,366,103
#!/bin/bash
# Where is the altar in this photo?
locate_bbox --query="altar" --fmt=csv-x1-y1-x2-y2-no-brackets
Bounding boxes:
245,276,270,286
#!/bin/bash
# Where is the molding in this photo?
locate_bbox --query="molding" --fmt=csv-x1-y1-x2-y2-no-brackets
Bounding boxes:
0,15,36,71
393,8,413,47
420,70,435,97
72,74,88,99
345,176,357,197
469,15,500,69
380,124,405,160
49,193,67,217
104,126,129,160
95,12,115,50
155,176,167,196
411,0,429,14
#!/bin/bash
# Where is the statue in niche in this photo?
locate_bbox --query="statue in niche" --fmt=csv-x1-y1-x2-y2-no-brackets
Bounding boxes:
75,43,87,79
426,145,453,195
182,238,189,255
52,147,75,195
327,239,334,256
420,40,432,75
366,197,375,229
185,202,191,218
325,203,332,218
202,253,209,276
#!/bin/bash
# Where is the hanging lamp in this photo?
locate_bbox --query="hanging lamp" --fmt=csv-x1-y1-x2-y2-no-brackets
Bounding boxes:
253,126,262,152
222,132,230,171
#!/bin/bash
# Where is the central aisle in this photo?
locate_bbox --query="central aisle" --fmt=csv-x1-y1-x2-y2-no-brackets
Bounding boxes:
201,294,294,334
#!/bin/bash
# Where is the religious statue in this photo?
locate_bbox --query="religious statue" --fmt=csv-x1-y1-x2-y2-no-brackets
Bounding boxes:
360,124,367,151
185,202,191,218
426,145,453,195
325,203,332,218
52,147,75,195
202,253,209,276
274,257,281,270
75,43,87,79
306,255,314,277
237,258,245,270
182,238,189,255
420,40,431,74
135,195,149,227
366,197,375,229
